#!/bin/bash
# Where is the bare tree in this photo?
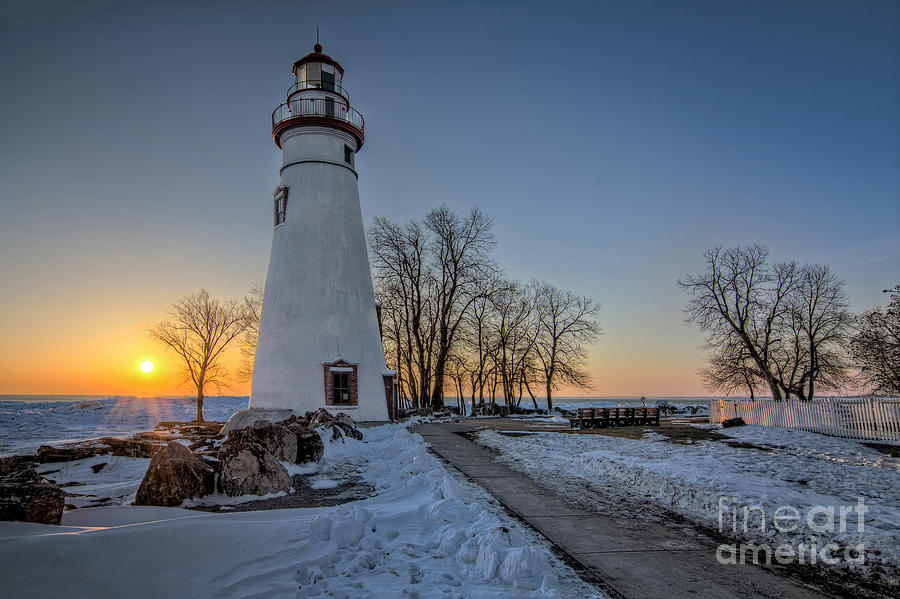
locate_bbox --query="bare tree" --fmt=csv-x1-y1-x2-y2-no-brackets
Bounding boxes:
783,264,851,400
851,285,900,395
149,289,251,422
370,206,497,411
426,206,498,411
370,217,435,409
681,246,851,401
679,246,794,401
461,277,506,412
236,283,264,382
490,281,538,406
698,337,762,399
533,283,601,410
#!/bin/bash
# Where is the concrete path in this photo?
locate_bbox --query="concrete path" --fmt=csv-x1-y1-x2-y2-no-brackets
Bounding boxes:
413,421,830,599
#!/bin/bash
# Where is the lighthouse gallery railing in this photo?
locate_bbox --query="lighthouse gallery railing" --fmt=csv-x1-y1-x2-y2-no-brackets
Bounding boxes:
271,98,365,134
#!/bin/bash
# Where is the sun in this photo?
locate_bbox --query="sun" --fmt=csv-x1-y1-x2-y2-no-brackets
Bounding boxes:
140,359,155,373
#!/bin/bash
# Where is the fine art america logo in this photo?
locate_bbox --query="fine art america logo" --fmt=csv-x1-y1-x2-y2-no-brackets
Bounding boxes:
716,496,867,566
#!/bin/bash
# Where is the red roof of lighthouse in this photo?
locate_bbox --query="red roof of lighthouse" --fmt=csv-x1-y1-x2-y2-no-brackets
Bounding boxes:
292,43,345,76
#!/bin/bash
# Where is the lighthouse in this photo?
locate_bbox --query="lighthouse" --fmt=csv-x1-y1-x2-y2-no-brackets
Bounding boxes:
228,44,393,428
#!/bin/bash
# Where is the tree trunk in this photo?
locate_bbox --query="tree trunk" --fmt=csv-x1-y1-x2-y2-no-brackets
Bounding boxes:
431,368,445,411
524,377,539,410
196,388,204,423
764,374,783,401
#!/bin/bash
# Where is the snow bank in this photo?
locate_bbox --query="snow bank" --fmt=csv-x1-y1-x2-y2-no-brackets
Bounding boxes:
37,454,150,507
474,426,900,576
0,424,603,598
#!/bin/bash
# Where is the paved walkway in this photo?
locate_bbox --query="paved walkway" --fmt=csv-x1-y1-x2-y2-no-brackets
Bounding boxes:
413,421,829,599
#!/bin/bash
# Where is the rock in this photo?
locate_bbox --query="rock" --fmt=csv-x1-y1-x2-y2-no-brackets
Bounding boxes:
282,418,324,464
221,409,294,434
90,463,107,474
36,444,103,463
217,443,291,497
397,407,432,419
0,467,65,525
245,420,298,463
317,420,363,442
471,402,508,417
306,409,363,440
295,428,325,463
224,420,297,462
100,437,166,458
217,425,293,497
721,417,747,428
334,412,356,427
0,455,37,475
282,415,310,429
134,442,216,507
307,408,335,428
331,413,364,440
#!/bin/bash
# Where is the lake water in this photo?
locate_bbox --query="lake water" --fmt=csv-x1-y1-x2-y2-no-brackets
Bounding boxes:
0,395,716,456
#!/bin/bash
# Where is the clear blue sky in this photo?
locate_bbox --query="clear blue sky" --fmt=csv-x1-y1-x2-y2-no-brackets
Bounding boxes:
1,0,898,395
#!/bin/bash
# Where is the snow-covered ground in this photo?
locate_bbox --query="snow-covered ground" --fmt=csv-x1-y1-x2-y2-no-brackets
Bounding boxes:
473,425,900,577
0,396,247,455
0,424,603,598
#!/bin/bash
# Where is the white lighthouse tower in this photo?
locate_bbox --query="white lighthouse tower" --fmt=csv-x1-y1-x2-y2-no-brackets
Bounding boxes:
229,44,393,428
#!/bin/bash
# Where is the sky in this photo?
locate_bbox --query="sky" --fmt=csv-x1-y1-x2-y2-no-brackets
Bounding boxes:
0,0,898,398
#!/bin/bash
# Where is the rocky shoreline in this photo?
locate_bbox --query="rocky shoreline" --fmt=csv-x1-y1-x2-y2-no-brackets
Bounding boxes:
0,409,365,524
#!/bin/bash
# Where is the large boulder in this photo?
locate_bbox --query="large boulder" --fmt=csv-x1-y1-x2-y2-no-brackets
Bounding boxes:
134,441,216,507
0,467,64,525
217,432,292,497
240,420,298,463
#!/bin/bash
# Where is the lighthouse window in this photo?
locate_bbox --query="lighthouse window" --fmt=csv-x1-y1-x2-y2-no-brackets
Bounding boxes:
324,361,358,406
321,70,335,92
324,97,335,117
332,372,350,404
344,145,353,165
273,187,288,226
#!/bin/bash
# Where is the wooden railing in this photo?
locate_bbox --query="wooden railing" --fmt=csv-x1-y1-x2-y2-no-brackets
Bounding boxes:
570,407,660,429
708,397,900,441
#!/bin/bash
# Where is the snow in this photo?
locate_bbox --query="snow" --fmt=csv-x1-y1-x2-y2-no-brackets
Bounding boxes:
0,424,603,598
0,396,248,455
473,425,900,576
37,454,150,507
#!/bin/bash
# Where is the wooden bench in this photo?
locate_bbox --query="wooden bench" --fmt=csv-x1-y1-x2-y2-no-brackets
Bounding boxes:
569,407,660,430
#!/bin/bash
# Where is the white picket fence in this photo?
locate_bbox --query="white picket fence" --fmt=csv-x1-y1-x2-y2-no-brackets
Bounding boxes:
708,397,900,441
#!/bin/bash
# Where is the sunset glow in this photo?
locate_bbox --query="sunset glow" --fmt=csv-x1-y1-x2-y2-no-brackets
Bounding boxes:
139,360,155,374
0,1,896,400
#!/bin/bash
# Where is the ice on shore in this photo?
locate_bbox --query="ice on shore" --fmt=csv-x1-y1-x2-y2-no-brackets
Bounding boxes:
0,396,248,455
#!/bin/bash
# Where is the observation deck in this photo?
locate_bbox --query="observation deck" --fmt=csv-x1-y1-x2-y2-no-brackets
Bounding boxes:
272,78,365,149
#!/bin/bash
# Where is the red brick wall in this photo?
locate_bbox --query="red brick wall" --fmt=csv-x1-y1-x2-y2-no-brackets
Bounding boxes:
383,374,396,421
